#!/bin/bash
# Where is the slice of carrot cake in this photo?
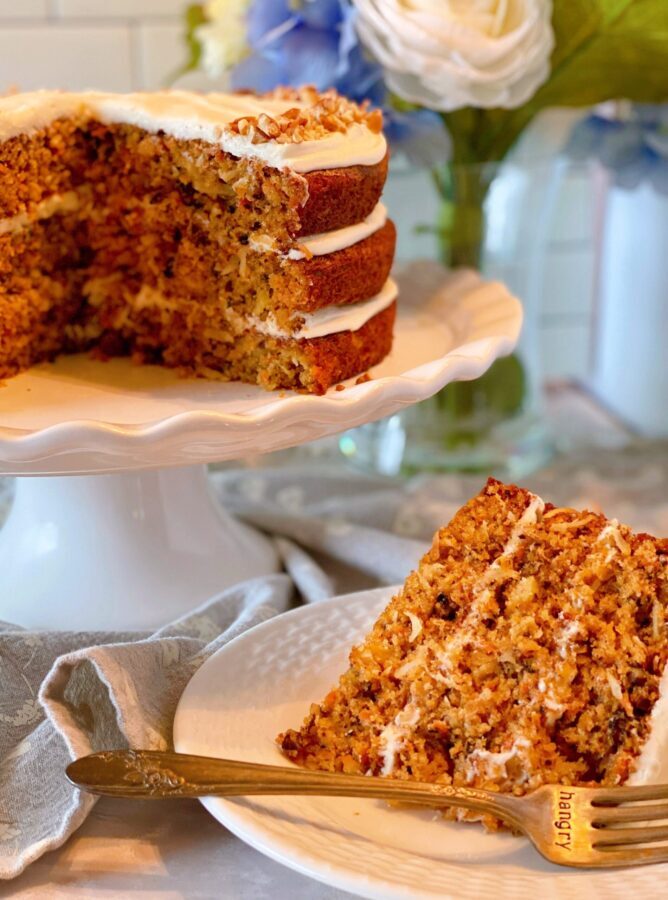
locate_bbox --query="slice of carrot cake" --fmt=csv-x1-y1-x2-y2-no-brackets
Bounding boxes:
0,87,396,393
279,478,668,824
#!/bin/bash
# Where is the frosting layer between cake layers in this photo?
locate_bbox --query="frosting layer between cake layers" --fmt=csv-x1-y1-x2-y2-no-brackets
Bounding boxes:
0,90,387,174
250,202,388,260
250,278,398,341
0,192,389,263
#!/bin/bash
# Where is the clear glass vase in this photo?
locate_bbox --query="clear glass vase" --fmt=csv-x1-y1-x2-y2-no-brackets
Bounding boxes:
342,156,562,477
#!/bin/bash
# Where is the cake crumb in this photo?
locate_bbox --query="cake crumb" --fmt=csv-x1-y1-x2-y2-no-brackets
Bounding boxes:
277,477,668,831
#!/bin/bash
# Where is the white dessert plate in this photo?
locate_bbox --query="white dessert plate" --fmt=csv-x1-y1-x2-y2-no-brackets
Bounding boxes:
0,263,521,474
173,587,668,900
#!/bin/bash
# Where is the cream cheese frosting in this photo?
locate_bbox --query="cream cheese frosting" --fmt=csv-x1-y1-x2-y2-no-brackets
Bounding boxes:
249,202,388,260
113,278,396,343
0,189,82,235
0,90,387,174
628,663,668,785
248,277,398,341
288,202,388,260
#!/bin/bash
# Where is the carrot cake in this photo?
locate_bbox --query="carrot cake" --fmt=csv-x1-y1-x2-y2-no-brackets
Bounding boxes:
0,87,396,394
279,478,668,826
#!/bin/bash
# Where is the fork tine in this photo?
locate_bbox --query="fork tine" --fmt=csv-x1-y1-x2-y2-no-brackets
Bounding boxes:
589,844,668,866
593,823,668,847
592,804,668,825
590,784,668,805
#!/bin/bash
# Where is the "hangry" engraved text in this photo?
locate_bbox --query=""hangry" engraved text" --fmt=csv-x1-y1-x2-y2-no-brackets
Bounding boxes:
554,790,574,850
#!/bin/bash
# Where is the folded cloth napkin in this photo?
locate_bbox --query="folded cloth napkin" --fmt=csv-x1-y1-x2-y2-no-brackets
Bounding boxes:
1,447,666,880
0,576,293,880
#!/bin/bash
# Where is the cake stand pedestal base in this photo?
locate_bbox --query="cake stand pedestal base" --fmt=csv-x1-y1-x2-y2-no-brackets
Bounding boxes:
0,465,279,631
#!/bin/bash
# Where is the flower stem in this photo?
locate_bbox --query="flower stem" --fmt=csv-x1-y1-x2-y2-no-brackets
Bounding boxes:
427,160,526,453
435,162,492,269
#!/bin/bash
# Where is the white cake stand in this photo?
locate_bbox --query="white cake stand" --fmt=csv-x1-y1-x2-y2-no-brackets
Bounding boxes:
0,264,521,630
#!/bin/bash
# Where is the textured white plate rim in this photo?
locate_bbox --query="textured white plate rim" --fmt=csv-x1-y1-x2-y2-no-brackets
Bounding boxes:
173,587,668,900
0,266,522,468
176,587,424,900
196,793,437,900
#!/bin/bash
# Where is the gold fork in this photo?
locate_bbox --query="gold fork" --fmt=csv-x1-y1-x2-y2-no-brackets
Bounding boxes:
67,750,668,869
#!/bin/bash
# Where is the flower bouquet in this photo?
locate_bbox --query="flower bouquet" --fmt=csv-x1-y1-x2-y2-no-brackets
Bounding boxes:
181,0,668,473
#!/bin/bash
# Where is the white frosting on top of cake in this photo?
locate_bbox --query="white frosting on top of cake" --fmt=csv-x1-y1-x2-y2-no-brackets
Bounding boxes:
0,90,387,173
248,277,397,341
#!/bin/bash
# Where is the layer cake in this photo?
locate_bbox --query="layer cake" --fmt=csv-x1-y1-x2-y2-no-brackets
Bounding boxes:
280,479,668,827
0,87,396,393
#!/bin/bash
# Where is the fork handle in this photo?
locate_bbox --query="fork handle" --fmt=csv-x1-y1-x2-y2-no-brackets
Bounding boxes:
67,750,523,829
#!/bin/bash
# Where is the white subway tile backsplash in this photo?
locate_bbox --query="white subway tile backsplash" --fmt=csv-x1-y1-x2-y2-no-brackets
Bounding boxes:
0,26,133,92
0,0,48,17
56,0,185,17
541,247,596,317
541,322,592,380
136,21,183,89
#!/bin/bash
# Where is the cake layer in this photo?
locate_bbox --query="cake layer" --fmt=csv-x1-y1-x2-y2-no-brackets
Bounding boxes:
81,190,396,323
0,192,394,321
0,200,395,345
0,208,90,375
0,204,397,388
134,301,397,394
264,201,388,261
279,479,668,819
0,119,388,248
0,89,387,172
248,278,398,341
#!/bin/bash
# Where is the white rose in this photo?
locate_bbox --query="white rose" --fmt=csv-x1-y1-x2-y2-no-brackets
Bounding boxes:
196,0,251,80
353,0,554,111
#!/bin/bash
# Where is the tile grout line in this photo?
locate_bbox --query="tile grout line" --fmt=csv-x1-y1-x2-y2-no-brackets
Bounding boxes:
0,15,181,26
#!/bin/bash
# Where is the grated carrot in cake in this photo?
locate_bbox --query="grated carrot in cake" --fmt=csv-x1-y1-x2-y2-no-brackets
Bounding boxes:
279,478,668,828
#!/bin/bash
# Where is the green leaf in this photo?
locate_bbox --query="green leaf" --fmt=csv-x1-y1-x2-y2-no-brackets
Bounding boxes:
444,0,668,163
165,3,207,86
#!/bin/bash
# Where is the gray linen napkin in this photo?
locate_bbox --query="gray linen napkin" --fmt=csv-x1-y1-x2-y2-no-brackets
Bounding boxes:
0,576,292,881
1,446,666,880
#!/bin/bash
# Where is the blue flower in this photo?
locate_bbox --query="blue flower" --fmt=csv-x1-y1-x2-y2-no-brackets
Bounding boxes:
567,104,668,195
229,0,449,165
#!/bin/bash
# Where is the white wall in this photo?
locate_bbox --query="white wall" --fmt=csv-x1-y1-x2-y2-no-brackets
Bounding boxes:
0,1,596,382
